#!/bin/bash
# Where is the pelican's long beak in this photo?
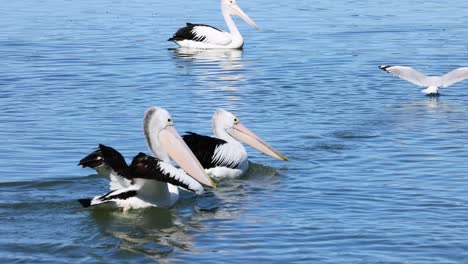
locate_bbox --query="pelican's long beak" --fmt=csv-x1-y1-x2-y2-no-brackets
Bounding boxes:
230,4,260,30
227,123,288,161
159,126,216,188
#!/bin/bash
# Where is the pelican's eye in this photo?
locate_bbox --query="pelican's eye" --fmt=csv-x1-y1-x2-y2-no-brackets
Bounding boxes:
233,118,239,124
167,118,172,124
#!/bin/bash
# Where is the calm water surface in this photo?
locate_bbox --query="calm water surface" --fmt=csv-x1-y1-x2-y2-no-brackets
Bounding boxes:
2,0,468,263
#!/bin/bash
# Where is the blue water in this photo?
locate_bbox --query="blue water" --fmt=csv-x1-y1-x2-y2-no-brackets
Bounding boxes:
2,0,468,262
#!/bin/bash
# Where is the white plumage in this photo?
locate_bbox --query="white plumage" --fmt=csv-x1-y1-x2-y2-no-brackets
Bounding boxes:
87,164,204,210
380,65,468,95
78,107,215,210
183,109,287,179
212,141,248,169
169,0,260,49
192,26,233,46
158,162,204,195
209,139,249,178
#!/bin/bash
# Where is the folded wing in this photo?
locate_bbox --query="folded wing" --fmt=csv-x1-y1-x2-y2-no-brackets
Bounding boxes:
169,23,232,46
127,152,204,194
183,132,229,169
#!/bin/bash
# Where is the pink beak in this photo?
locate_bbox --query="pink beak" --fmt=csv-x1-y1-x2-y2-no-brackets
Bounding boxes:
230,4,260,30
227,123,288,161
159,126,216,188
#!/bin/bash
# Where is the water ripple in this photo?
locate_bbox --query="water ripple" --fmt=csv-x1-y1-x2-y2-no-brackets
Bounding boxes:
3,0,468,262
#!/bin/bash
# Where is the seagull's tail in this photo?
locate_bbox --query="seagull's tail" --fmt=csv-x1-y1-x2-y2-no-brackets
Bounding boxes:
421,86,439,95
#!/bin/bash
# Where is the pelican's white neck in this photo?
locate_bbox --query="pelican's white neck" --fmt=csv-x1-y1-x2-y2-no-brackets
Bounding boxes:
222,5,243,42
144,114,170,163
213,123,236,143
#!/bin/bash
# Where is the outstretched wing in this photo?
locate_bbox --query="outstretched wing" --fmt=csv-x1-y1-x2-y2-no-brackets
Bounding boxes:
442,67,468,87
79,145,204,194
169,23,232,46
78,145,132,190
379,65,430,87
127,153,204,194
183,132,228,169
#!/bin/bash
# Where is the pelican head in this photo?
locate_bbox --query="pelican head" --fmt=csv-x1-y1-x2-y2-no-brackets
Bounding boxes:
221,0,260,30
212,109,288,161
144,107,216,187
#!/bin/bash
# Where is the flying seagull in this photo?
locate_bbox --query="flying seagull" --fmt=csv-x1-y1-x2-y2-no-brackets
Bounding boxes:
379,65,468,95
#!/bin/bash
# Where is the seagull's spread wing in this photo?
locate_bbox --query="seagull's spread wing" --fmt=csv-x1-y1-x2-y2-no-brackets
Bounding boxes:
441,67,468,87
379,65,429,87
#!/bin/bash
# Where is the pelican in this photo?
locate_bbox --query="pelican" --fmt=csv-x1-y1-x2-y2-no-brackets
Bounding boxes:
168,0,260,49
78,107,216,210
379,65,468,95
182,109,288,178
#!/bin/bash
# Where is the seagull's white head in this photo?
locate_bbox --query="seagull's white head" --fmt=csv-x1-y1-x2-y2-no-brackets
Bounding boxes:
221,0,260,30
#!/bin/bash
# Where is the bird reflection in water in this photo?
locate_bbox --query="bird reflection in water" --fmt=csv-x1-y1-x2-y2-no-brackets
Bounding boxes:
89,207,193,257
190,162,282,223
170,48,245,110
85,163,282,259
398,96,443,112
171,48,244,72
424,96,440,110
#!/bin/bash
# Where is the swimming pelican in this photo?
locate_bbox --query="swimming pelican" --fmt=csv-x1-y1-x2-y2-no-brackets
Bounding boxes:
379,65,468,95
182,109,288,178
168,0,260,49
78,107,216,210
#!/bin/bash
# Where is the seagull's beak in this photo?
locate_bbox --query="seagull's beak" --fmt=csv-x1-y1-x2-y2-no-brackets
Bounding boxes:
159,126,216,188
227,123,288,161
230,4,260,30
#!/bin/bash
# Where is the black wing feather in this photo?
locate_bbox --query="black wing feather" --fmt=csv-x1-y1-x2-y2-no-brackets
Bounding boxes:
78,149,104,168
127,153,192,191
100,190,138,201
168,23,222,42
78,198,92,208
79,145,195,192
97,144,128,172
183,132,228,169
79,144,128,175
78,190,138,208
